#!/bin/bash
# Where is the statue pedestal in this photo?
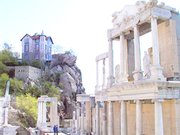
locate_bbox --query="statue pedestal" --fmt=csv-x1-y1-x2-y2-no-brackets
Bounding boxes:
0,125,19,135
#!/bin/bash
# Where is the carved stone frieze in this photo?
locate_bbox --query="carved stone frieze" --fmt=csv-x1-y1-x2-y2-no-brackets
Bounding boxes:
110,0,173,39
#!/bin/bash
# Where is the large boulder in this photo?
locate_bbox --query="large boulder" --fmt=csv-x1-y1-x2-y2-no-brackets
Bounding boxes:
48,51,85,118
50,51,85,96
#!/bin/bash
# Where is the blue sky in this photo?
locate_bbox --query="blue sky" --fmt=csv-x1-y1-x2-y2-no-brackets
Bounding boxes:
0,0,179,94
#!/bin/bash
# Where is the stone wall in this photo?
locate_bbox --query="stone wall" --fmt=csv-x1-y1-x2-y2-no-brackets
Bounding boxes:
15,66,41,81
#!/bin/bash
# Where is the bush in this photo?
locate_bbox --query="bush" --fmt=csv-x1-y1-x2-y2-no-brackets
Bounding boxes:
16,94,38,122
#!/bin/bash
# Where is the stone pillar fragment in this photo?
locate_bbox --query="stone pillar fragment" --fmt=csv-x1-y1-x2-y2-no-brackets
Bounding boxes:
107,39,114,87
80,102,85,135
42,102,47,126
175,100,180,135
136,100,142,135
76,103,80,134
121,101,127,135
102,102,106,135
96,60,99,90
154,100,164,135
120,34,128,82
50,98,59,126
133,25,142,81
95,102,99,135
108,101,113,135
102,58,106,88
150,16,165,80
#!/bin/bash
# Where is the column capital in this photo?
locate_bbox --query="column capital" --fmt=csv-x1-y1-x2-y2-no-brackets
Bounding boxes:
120,32,125,36
175,99,180,104
133,23,140,29
152,99,164,103
134,99,142,103
151,15,159,20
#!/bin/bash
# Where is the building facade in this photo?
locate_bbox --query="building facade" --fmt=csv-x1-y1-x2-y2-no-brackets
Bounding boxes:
20,31,53,64
74,1,180,135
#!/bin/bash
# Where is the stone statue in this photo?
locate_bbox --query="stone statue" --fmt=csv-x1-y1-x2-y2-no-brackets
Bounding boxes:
143,51,151,78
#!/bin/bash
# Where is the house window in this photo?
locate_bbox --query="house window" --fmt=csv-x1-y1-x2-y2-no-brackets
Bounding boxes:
24,54,28,59
35,44,39,51
24,38,29,44
35,39,39,44
25,45,29,52
35,53,39,59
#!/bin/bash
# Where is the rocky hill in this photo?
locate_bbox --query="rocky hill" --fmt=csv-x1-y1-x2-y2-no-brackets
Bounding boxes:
50,51,85,96
46,51,85,118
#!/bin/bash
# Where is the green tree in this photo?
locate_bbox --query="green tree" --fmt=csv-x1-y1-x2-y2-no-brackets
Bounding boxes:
41,81,60,98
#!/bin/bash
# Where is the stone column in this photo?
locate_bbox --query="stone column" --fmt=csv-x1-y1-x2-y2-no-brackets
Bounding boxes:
102,102,106,135
154,100,164,135
175,100,180,135
133,25,142,81
76,103,80,134
72,111,76,135
108,101,113,135
42,101,47,126
95,102,99,135
107,38,114,88
37,101,42,127
120,34,128,82
121,100,127,135
81,102,85,135
102,58,106,88
150,16,165,80
96,60,99,91
136,100,142,135
50,98,59,126
92,108,96,134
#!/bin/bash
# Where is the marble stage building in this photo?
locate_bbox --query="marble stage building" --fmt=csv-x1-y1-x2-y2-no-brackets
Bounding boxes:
75,0,180,135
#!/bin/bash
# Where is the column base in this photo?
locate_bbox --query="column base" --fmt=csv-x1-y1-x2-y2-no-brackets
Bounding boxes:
133,70,143,81
119,74,129,83
150,65,166,81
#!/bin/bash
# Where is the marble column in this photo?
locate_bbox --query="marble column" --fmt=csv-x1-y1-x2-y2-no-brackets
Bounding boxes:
95,102,99,135
50,98,59,126
107,39,114,88
103,59,105,88
120,34,128,82
76,103,80,134
136,100,142,135
92,108,96,134
121,101,127,135
71,111,76,135
154,100,164,135
96,60,99,91
42,101,47,126
175,100,180,135
37,101,42,127
150,16,165,80
81,102,85,135
133,25,142,81
108,101,113,135
102,102,106,135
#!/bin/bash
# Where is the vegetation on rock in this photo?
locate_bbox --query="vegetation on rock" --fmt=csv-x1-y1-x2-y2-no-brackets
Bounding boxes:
16,94,38,122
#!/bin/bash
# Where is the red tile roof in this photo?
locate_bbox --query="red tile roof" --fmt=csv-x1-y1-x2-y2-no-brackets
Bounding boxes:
20,33,54,44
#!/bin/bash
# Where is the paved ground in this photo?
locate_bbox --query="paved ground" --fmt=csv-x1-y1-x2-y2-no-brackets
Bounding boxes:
44,133,67,135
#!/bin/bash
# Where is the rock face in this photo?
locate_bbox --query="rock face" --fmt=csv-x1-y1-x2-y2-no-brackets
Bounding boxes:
48,51,85,118
50,51,85,96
